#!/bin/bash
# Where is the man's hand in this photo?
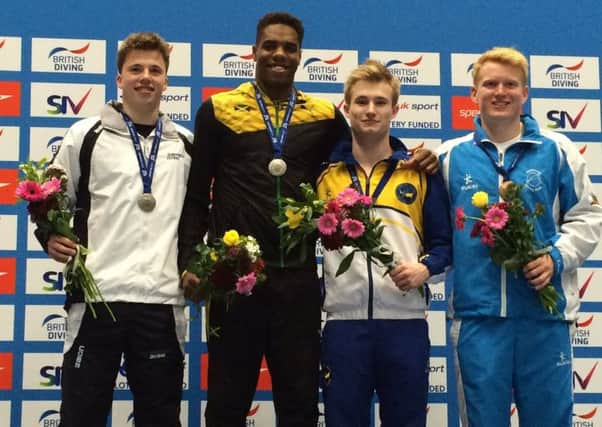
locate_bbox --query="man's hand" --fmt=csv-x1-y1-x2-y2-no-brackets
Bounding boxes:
181,271,202,303
406,148,439,175
523,254,554,291
389,262,430,292
48,234,77,263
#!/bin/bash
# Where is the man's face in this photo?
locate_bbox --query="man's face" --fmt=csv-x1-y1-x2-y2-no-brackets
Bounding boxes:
344,80,399,139
471,61,528,125
253,24,301,94
117,49,167,112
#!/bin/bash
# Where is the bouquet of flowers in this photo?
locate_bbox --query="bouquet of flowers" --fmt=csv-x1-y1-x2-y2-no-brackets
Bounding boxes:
277,184,395,276
16,159,114,320
455,180,562,316
185,229,266,337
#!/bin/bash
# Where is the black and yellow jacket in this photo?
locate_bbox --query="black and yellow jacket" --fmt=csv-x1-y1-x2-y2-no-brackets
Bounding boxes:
317,137,452,319
179,82,350,270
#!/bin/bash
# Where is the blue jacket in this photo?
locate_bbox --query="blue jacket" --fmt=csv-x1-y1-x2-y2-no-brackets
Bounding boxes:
438,114,602,321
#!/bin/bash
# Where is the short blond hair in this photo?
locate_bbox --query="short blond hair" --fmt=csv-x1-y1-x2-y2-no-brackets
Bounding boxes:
344,59,400,105
473,47,528,85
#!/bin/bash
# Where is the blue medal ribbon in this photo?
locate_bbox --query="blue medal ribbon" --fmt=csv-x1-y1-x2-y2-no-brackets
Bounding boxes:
477,141,528,181
347,160,398,201
252,83,296,159
121,112,163,195
253,83,297,267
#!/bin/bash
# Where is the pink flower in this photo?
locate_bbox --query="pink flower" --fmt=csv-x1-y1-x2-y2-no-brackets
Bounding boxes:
480,225,495,247
359,195,372,206
317,213,339,236
235,272,256,295
325,199,341,215
485,206,509,230
15,180,45,202
41,178,62,197
336,188,361,207
470,220,484,237
341,218,365,239
455,207,466,230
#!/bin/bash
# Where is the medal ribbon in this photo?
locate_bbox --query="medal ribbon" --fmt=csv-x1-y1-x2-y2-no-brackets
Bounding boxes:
347,160,398,201
253,83,296,159
122,112,163,194
477,141,527,181
253,83,297,267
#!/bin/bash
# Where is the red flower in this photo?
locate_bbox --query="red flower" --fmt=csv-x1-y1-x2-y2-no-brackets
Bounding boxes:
455,207,466,230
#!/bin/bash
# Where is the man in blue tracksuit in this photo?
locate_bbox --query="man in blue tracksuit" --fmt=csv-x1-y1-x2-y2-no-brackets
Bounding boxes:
438,47,602,427
318,59,452,427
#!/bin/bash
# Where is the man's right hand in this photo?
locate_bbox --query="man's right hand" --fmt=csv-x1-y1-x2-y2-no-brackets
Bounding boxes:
48,234,77,264
181,271,202,303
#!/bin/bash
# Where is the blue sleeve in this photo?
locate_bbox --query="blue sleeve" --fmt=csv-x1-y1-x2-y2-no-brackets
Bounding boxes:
420,170,452,275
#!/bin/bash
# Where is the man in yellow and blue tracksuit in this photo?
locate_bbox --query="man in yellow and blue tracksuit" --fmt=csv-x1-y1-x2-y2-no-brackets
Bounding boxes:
317,59,452,427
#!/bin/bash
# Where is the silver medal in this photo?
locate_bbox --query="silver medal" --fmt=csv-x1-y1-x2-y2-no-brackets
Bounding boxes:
137,193,156,212
268,158,287,177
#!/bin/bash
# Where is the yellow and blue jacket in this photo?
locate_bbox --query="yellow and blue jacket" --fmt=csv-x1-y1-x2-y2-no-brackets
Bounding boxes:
317,137,452,320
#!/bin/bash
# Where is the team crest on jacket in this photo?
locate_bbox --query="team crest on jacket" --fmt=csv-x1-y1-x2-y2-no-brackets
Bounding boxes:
525,169,544,192
396,183,417,204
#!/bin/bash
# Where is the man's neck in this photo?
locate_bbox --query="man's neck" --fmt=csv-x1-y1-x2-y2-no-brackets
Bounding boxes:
255,80,293,102
482,117,522,143
121,103,159,125
352,134,393,174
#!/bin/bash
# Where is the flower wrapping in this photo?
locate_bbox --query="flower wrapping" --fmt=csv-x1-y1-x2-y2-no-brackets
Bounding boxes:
455,181,563,316
185,230,266,337
16,159,114,320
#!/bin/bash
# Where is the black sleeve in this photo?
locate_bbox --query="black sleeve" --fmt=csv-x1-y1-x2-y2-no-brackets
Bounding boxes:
177,99,220,271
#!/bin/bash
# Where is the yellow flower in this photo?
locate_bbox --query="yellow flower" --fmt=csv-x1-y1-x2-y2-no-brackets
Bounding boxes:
285,208,304,229
471,191,489,209
223,229,240,246
209,250,218,262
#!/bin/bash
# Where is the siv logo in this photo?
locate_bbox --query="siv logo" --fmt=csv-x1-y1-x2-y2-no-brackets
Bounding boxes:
47,87,92,115
39,365,61,386
39,409,60,425
42,271,64,291
573,362,598,390
546,104,587,129
580,272,595,298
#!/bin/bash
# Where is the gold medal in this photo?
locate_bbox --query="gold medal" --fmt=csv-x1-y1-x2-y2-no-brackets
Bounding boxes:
137,193,156,212
268,158,287,177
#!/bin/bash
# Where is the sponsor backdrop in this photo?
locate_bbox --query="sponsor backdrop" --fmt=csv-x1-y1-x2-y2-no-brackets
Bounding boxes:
1,0,602,426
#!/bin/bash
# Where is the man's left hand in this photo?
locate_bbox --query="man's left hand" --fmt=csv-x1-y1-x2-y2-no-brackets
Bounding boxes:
405,148,439,174
523,254,554,291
